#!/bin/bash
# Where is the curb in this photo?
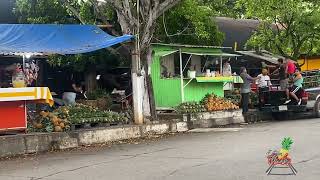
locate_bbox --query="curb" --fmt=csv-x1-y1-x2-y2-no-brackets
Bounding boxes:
0,121,188,158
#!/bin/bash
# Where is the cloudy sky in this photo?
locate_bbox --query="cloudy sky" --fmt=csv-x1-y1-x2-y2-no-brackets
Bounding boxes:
0,0,17,23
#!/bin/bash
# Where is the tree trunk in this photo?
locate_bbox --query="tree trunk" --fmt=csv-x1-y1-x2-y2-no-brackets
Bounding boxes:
145,48,157,121
85,64,97,92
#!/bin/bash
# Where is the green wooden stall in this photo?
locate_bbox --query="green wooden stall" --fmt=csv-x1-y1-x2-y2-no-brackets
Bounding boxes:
151,44,242,110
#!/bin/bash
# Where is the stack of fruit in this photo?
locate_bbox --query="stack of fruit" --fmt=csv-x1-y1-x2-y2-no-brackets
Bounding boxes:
202,93,239,111
224,90,241,106
28,111,71,133
54,104,129,125
175,102,206,114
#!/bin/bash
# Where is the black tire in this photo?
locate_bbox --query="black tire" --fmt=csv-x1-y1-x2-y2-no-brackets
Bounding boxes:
314,98,320,118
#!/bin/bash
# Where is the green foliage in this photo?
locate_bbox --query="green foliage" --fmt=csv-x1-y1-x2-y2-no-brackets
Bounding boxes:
86,88,110,100
155,0,224,46
15,0,76,23
202,0,244,18
79,1,95,24
238,0,320,60
47,49,124,72
281,137,294,150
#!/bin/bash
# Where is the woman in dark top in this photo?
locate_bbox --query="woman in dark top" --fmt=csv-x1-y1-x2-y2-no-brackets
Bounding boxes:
62,75,82,105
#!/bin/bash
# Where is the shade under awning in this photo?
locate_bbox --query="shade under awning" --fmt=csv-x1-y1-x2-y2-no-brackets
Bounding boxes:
0,24,134,55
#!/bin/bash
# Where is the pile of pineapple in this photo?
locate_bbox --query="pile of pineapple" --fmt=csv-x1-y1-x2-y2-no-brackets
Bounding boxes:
202,94,239,111
30,109,70,133
175,102,206,114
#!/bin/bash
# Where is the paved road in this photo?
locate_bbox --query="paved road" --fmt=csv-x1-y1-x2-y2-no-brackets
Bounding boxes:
1,118,320,180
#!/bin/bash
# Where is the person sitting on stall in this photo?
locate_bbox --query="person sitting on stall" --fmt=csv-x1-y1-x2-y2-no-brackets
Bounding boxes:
240,67,260,114
284,68,304,105
256,68,272,105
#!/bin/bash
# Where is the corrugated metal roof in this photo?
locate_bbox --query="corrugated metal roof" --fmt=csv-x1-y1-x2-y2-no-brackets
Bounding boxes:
236,50,283,64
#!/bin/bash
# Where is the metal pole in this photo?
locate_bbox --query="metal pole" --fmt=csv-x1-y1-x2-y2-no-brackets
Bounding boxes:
22,54,26,70
182,54,192,72
220,56,223,75
179,49,184,102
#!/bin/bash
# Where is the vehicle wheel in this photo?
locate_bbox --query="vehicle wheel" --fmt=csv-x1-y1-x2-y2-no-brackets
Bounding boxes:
314,98,320,118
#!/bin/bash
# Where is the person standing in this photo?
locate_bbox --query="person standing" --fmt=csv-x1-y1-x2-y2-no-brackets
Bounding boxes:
240,67,260,114
256,68,272,105
286,58,296,80
62,74,82,105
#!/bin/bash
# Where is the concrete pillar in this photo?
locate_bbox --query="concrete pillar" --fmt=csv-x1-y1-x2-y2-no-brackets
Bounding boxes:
132,73,144,124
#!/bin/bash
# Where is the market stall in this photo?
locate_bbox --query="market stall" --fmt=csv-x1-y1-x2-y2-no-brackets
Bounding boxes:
151,44,242,110
0,24,133,132
0,87,53,131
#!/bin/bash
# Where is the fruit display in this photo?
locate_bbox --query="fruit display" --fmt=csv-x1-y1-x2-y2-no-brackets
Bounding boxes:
202,93,239,111
224,90,241,106
175,93,239,114
54,104,129,125
28,111,70,133
28,104,129,132
175,102,206,114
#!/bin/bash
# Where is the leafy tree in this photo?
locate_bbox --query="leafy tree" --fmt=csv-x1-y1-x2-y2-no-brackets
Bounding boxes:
203,0,243,18
155,0,224,46
238,0,320,60
15,0,76,23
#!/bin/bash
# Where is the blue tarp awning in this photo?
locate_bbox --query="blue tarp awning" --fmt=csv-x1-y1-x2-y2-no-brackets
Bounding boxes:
0,24,134,55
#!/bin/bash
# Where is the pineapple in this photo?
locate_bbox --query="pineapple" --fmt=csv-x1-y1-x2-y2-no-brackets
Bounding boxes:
278,137,293,159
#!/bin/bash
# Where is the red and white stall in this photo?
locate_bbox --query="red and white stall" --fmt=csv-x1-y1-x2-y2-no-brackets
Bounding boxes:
0,87,53,132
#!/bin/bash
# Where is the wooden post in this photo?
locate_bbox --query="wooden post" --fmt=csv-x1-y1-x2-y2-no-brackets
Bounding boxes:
146,49,157,121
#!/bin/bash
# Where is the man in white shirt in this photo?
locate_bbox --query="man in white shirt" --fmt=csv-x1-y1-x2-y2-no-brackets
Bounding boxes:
256,69,272,106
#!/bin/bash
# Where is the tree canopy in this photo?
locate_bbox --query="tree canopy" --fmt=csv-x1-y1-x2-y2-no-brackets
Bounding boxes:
154,0,224,46
238,0,320,60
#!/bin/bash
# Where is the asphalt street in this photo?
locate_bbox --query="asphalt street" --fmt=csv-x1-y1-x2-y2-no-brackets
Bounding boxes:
1,118,320,180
